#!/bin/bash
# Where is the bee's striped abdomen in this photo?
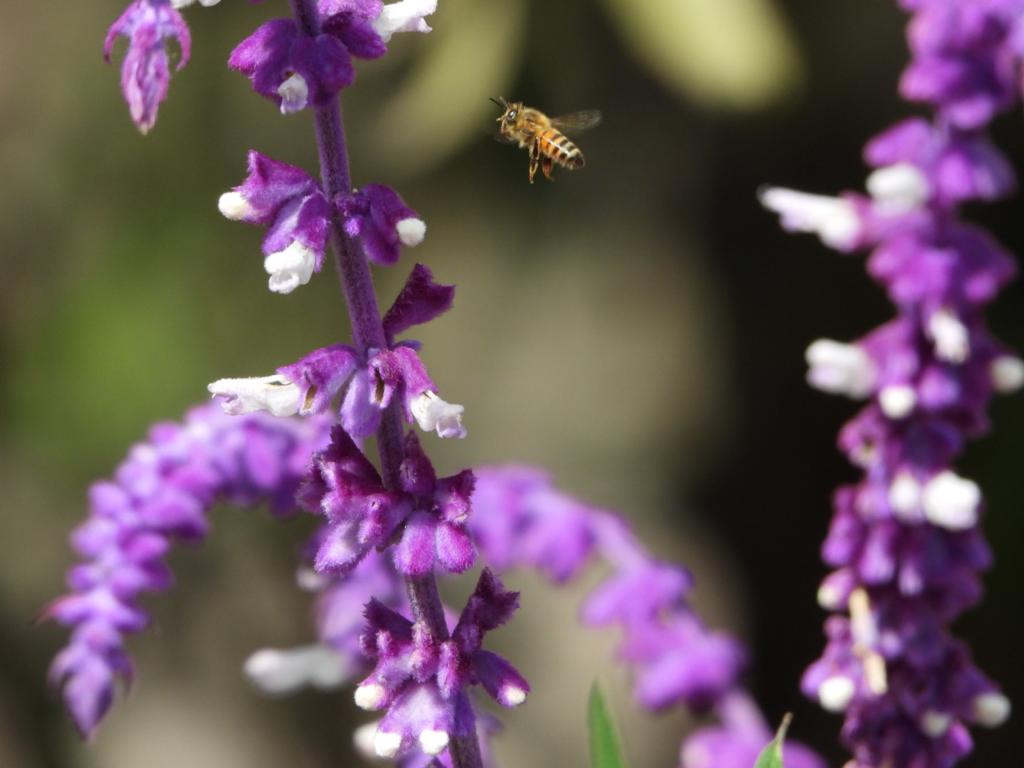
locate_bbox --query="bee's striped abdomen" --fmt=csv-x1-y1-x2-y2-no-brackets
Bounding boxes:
538,129,585,170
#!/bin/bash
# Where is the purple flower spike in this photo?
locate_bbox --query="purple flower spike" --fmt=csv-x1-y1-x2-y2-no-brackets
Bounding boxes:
229,19,353,114
104,0,191,134
355,569,526,760
763,2,1024,763
339,184,426,266
899,0,1023,129
47,403,331,736
218,151,330,294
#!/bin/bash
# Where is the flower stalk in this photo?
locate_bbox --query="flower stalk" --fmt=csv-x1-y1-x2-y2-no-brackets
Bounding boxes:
288,0,484,764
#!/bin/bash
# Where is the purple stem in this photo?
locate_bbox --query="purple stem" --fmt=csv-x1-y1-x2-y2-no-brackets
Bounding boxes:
287,1,483,765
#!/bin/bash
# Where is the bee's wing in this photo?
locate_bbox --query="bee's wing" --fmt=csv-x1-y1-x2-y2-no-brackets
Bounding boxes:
549,110,602,134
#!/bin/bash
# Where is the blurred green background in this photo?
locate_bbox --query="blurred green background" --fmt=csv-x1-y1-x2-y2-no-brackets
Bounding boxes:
2,1,1023,766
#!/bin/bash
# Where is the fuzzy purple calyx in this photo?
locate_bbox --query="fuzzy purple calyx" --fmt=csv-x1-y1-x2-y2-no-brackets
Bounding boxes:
355,570,527,760
384,264,456,340
229,19,354,113
338,184,426,267
229,0,435,113
300,429,476,577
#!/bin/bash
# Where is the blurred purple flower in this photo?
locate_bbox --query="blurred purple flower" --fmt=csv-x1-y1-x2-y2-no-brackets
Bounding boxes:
103,0,191,134
470,467,822,766
682,693,825,768
761,2,1023,764
47,404,330,737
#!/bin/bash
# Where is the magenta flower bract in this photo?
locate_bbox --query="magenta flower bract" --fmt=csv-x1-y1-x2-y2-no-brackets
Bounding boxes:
103,0,191,134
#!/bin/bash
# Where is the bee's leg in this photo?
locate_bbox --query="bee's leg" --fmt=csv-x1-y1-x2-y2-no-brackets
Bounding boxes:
528,139,540,184
541,156,556,181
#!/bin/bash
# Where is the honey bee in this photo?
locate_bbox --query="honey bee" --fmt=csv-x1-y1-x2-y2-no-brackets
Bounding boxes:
491,98,602,184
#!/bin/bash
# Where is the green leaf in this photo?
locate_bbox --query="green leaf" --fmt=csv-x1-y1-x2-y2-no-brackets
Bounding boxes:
754,713,794,768
588,684,631,768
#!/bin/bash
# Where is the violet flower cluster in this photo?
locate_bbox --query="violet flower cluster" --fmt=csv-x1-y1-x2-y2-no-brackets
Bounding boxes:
47,404,330,736
71,0,515,764
56,0,853,765
469,467,824,768
762,1,1024,765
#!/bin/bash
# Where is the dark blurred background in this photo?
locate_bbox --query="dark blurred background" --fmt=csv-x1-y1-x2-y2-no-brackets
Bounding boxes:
2,0,1023,766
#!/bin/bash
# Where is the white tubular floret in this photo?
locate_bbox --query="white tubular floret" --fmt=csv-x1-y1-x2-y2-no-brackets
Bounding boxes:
208,374,301,417
243,645,348,694
411,391,467,438
922,471,980,530
372,0,438,42
759,187,861,250
806,339,876,398
866,163,929,214
265,241,316,294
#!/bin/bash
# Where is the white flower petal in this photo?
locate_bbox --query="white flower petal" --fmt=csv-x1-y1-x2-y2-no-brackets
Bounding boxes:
922,471,980,530
879,384,917,419
759,187,862,250
928,308,970,363
277,73,310,115
866,163,929,214
818,675,855,712
499,683,528,707
355,682,388,711
372,0,438,43
265,240,316,294
374,730,403,758
218,191,253,220
353,722,381,759
411,390,467,438
990,355,1024,393
243,645,348,694
806,339,876,398
973,692,1011,727
419,729,450,755
396,217,426,247
920,710,952,737
888,471,922,521
208,374,302,417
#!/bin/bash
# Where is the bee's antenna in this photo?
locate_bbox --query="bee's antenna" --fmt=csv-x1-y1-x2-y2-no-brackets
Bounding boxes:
489,97,507,109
